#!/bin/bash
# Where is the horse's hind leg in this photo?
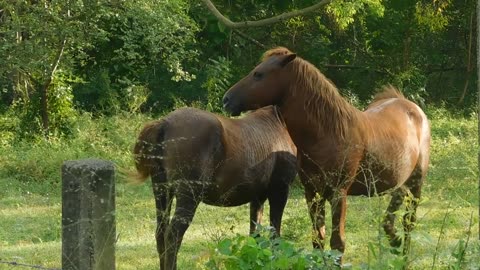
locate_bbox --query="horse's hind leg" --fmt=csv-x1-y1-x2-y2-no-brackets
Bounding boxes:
250,196,266,235
152,170,174,270
267,157,296,236
383,187,407,248
164,184,200,270
402,168,424,255
267,183,289,236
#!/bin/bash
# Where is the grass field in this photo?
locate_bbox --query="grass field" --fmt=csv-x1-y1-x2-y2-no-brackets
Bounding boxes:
0,107,479,269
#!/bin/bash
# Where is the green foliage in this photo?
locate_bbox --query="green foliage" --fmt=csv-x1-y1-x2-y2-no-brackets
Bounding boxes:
415,0,451,32
6,71,79,137
69,0,200,113
73,68,116,113
203,225,341,270
0,0,200,126
326,0,384,29
202,57,233,113
1,0,476,115
363,241,407,270
0,112,150,184
340,88,364,109
390,67,428,108
109,0,199,83
125,85,151,114
0,112,18,147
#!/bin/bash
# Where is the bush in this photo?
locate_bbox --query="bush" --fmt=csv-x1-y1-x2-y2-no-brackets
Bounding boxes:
12,72,79,138
202,226,342,270
202,57,233,113
0,112,151,185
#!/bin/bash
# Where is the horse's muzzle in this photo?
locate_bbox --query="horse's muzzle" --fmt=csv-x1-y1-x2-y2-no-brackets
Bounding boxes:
222,94,241,116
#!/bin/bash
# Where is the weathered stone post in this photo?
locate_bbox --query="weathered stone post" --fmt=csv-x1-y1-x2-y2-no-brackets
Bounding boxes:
62,159,116,270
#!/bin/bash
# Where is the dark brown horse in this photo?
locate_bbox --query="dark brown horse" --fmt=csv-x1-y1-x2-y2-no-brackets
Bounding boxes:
223,47,430,261
133,105,297,270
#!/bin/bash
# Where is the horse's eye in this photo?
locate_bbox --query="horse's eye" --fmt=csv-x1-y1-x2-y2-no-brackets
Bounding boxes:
253,71,263,81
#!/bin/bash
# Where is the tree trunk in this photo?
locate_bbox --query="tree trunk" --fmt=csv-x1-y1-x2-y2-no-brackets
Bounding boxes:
476,0,480,241
458,11,474,104
40,81,49,134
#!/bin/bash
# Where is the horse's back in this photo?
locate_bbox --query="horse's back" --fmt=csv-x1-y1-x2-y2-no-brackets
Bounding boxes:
358,97,430,192
220,106,297,156
218,106,296,162
213,106,297,201
161,107,224,178
365,97,429,153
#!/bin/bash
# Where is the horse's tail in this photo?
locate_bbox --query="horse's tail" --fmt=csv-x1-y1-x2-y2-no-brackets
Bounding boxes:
132,119,167,183
373,84,405,102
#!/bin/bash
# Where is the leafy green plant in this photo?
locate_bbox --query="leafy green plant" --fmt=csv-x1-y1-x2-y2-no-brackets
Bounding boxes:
447,213,475,270
362,232,408,270
202,57,233,113
10,70,79,138
125,85,150,113
391,67,428,108
202,225,341,270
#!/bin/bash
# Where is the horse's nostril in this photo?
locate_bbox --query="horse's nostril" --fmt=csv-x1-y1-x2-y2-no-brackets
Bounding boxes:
222,95,230,105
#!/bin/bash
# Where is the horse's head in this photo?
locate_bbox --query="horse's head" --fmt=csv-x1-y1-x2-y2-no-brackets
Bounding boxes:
223,47,297,116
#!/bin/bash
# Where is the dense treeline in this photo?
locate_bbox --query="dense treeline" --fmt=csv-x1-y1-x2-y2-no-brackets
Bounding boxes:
0,0,476,136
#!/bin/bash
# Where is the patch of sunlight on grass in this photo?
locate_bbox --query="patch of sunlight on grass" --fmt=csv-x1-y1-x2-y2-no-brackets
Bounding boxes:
1,204,60,217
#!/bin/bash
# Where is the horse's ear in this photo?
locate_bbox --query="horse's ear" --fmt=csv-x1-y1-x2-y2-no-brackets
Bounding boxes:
279,53,296,67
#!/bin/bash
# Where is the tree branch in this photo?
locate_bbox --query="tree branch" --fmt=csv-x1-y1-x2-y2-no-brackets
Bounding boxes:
50,38,67,77
322,64,390,74
201,0,332,29
232,29,265,49
40,38,67,135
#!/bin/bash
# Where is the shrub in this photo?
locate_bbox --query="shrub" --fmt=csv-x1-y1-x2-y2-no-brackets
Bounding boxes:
202,225,342,270
202,57,233,113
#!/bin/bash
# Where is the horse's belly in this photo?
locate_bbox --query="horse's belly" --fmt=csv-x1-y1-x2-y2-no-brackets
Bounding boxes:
348,179,397,196
202,182,264,206
349,165,408,196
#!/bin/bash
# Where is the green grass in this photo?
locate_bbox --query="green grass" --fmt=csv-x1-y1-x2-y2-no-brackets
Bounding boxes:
0,107,478,269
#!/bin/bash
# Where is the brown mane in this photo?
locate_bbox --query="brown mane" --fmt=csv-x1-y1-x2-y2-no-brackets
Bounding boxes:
263,47,359,140
262,47,292,60
372,84,405,102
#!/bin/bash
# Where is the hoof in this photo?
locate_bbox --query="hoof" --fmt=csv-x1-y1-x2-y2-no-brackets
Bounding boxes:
389,236,402,248
388,236,403,255
389,246,402,255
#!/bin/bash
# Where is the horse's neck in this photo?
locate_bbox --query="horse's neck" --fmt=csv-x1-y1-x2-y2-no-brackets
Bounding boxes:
280,82,363,148
228,113,281,147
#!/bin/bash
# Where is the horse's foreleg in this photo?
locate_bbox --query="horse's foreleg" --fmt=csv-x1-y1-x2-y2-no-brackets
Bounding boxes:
152,171,173,270
249,197,266,235
330,188,347,254
304,187,327,249
383,188,407,248
164,186,200,270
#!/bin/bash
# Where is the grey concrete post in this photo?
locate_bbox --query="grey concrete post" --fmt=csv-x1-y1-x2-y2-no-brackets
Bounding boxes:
62,159,116,270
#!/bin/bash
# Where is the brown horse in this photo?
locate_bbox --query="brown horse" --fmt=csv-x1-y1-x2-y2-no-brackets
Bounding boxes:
223,47,431,261
133,105,297,270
